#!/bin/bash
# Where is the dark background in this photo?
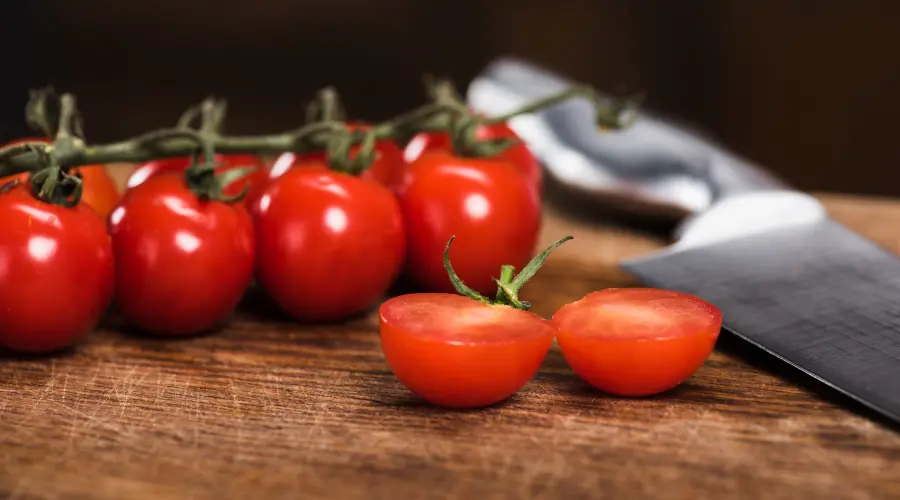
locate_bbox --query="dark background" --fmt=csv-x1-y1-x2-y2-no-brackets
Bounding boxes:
3,0,899,196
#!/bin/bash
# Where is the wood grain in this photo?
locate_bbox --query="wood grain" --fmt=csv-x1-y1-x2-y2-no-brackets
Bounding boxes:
2,166,900,499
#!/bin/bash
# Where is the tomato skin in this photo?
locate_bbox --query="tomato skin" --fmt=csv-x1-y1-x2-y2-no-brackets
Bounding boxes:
398,151,541,296
268,124,406,193
255,166,405,321
109,173,255,335
552,288,723,397
379,293,556,408
127,154,269,209
0,138,120,220
0,181,114,353
404,122,542,192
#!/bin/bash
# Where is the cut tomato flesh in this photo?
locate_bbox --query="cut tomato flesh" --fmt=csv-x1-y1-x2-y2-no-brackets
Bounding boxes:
380,293,556,345
553,288,722,341
378,293,556,408
552,288,723,397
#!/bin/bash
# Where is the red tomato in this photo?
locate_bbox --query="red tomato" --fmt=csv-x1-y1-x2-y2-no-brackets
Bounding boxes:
0,180,114,353
268,124,406,193
127,154,269,208
379,293,555,408
398,151,541,296
553,288,723,396
255,166,405,322
404,122,542,192
0,138,121,219
109,173,255,335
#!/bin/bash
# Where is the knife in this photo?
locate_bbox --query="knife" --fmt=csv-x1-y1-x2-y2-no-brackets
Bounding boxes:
466,57,900,425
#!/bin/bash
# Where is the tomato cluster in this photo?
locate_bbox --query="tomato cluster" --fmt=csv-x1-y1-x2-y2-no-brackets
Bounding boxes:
378,238,723,409
0,121,544,352
0,89,716,407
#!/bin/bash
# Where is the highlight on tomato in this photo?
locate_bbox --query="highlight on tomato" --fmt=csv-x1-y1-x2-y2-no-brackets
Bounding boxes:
126,153,269,209
254,164,405,322
0,137,120,220
552,288,723,397
109,160,255,336
398,150,541,296
0,168,114,353
379,235,572,409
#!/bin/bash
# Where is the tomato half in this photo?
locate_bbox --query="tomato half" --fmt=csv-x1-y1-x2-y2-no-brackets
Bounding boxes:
109,173,255,335
268,123,406,193
255,166,405,321
398,151,541,296
404,122,541,192
379,293,556,408
0,180,114,353
552,288,723,397
0,137,120,219
127,154,269,208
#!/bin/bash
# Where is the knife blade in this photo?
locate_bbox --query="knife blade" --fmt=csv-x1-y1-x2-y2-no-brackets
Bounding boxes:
466,57,900,425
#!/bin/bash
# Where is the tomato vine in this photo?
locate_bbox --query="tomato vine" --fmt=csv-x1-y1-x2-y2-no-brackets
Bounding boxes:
0,80,640,189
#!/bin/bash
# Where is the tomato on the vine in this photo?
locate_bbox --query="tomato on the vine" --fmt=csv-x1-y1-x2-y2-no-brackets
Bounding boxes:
254,166,405,322
0,179,114,353
109,172,255,335
268,124,406,193
552,288,723,397
398,151,541,296
126,154,269,209
0,137,121,220
404,121,542,192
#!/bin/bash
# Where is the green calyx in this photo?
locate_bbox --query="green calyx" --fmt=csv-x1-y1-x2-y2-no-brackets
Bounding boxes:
0,142,84,208
184,154,258,204
30,165,84,208
443,235,574,311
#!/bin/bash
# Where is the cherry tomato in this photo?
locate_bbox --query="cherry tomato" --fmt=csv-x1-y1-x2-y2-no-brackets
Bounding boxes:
398,151,541,296
109,172,255,335
552,288,723,397
379,293,555,408
255,166,405,322
126,154,269,208
0,138,121,220
404,121,542,192
0,180,114,353
268,124,406,193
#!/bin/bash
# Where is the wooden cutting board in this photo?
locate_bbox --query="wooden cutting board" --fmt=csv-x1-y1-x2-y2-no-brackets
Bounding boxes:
2,164,900,500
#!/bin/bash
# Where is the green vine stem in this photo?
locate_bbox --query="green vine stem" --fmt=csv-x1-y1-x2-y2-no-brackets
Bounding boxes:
305,86,347,124
443,235,574,311
0,80,639,179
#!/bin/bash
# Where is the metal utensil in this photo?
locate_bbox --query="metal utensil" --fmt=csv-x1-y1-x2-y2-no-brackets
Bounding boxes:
467,57,900,425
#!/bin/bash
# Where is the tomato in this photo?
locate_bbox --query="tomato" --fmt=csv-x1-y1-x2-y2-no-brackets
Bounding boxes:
0,180,114,353
398,151,541,296
72,166,121,220
0,138,120,220
127,154,269,208
109,172,255,335
268,124,406,193
379,293,555,408
552,288,723,397
254,166,405,322
404,121,542,192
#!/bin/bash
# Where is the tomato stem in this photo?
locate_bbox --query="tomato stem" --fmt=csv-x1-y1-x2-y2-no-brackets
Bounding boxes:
495,264,516,303
443,235,574,311
306,87,347,124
